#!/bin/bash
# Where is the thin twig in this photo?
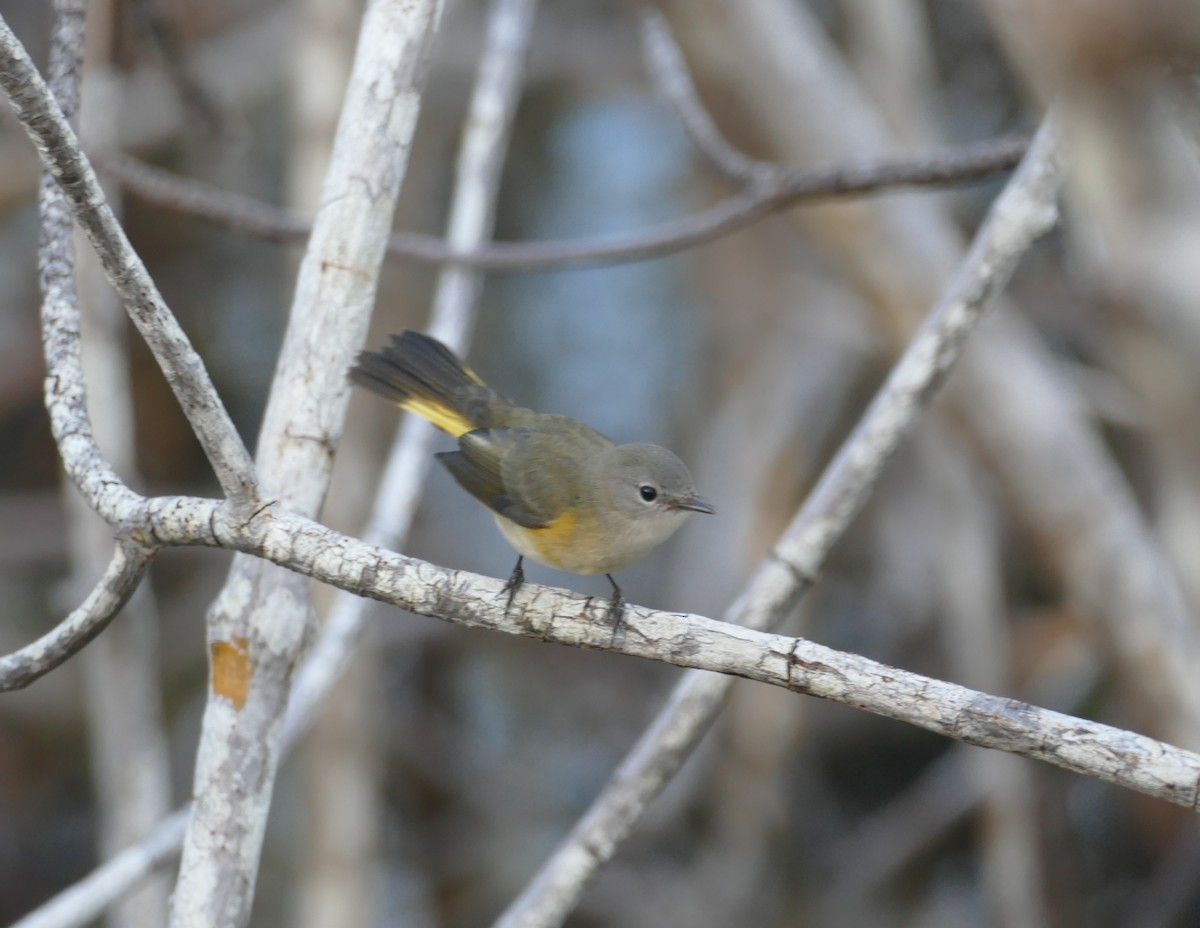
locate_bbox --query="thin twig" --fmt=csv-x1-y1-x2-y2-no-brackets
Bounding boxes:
0,540,155,691
34,6,141,523
99,136,1027,272
491,116,1063,928
0,13,258,505
638,5,770,183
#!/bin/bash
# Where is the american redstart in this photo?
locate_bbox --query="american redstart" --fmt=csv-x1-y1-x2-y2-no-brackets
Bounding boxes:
349,330,714,619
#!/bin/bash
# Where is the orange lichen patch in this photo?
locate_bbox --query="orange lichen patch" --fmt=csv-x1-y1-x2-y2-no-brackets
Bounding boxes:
211,637,252,709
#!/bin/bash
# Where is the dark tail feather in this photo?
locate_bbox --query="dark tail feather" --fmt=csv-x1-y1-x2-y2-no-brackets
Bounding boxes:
349,330,501,436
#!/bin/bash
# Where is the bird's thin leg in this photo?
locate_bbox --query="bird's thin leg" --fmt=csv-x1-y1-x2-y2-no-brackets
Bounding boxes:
501,556,525,612
604,573,627,630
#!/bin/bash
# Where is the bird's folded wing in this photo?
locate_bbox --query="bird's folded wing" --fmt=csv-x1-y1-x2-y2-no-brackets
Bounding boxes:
436,427,550,529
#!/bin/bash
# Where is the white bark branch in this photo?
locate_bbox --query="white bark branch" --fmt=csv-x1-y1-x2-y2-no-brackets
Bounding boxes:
2,0,158,699
667,0,1200,747
64,1,175,922
293,1,536,920
10,6,1200,926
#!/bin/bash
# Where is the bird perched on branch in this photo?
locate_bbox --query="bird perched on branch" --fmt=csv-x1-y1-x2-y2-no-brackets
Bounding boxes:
350,330,714,621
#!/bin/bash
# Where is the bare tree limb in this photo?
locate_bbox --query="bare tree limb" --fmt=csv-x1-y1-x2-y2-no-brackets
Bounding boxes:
0,13,257,505
9,6,1198,927
293,1,538,921
12,0,159,709
10,4,536,916
2,113,1171,924
0,539,155,691
33,5,141,525
285,0,377,923
98,132,1027,272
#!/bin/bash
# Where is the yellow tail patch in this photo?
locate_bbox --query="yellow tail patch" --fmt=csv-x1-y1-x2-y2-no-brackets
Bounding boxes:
400,396,476,437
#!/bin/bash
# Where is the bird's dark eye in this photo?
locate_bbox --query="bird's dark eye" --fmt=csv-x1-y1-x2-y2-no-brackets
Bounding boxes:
639,485,658,503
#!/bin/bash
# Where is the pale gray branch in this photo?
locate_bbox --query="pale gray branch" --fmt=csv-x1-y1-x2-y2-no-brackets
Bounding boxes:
670,0,1200,747
11,6,1200,927
22,106,1151,928
13,401,1200,928
15,0,155,709
34,3,141,524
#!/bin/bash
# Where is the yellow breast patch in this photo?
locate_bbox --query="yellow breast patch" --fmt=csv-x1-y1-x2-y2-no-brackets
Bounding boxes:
497,508,612,575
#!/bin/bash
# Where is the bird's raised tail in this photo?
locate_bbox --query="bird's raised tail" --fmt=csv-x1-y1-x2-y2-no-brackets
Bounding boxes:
349,331,505,437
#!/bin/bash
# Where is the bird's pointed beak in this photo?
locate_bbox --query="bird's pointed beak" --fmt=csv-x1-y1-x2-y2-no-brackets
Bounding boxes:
671,495,715,515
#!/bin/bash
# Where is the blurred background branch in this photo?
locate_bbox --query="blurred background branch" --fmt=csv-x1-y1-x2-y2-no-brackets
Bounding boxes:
96,128,1029,270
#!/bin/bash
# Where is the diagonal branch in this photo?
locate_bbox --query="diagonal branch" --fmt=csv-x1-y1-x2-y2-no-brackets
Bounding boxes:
665,0,1200,746
0,14,257,505
638,5,770,183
